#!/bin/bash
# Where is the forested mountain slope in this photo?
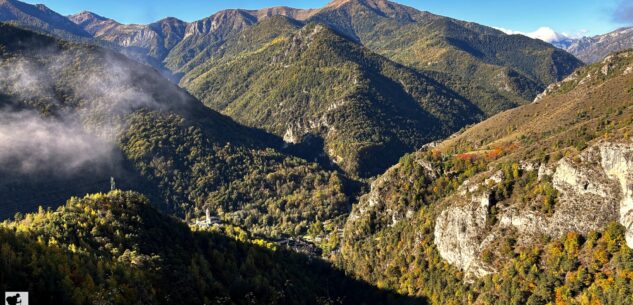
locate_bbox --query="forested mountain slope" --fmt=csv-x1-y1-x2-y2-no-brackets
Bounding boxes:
2,0,582,105
182,18,483,177
174,0,581,177
336,51,633,304
0,23,350,239
168,0,583,116
306,0,583,114
162,0,582,110
0,190,422,305
0,0,583,178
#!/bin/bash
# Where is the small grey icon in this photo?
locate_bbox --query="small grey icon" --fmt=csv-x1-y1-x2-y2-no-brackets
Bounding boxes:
5,292,27,305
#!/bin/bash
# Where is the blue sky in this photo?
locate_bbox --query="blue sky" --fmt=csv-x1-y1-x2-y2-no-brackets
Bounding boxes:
23,0,630,37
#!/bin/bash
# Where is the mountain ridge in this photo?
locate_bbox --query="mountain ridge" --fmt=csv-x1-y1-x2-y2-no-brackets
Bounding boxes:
182,19,485,177
1,0,583,124
565,26,633,63
0,0,91,38
2,0,581,83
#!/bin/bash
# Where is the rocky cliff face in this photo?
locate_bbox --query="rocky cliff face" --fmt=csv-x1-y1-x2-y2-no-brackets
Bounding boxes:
433,141,633,279
69,12,187,61
150,18,188,50
183,10,256,39
434,191,497,280
68,11,112,35
502,143,632,247
600,143,633,247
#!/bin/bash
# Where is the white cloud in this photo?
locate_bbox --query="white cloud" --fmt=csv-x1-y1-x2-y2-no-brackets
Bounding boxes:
494,26,588,45
0,48,188,175
528,27,569,43
0,110,115,175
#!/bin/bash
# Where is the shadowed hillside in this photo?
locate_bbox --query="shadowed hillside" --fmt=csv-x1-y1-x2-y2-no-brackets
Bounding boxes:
0,190,426,305
0,23,351,241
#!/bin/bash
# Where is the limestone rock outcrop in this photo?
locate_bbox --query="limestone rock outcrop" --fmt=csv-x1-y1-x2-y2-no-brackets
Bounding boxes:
434,191,496,280
434,141,633,279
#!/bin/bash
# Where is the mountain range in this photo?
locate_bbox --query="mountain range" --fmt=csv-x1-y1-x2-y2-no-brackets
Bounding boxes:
2,0,633,304
565,27,633,63
0,0,585,178
513,25,633,64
